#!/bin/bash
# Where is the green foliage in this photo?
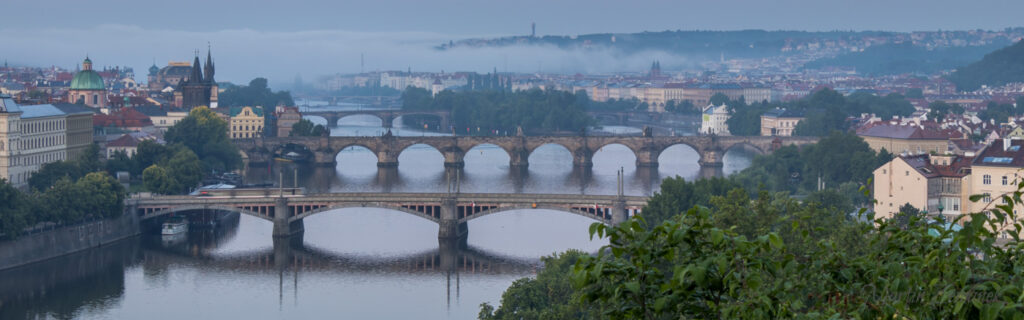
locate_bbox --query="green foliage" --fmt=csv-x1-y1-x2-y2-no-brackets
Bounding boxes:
805,42,1007,75
166,148,202,193
479,250,601,319
642,176,741,227
948,40,1024,91
792,89,914,136
587,98,645,112
218,78,295,109
927,100,963,122
142,165,176,195
28,143,103,191
664,99,697,114
977,101,1021,124
0,178,28,239
568,188,1024,318
904,88,924,99
165,107,241,172
402,87,595,134
892,203,924,230
290,118,327,137
725,98,772,136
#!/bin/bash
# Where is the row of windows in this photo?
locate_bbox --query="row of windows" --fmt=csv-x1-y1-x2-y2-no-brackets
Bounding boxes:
5,150,65,168
232,125,263,132
232,132,261,138
0,135,65,151
21,119,65,134
982,174,1016,186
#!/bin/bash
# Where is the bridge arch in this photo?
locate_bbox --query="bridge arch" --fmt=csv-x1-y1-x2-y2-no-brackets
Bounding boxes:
656,143,702,169
301,115,330,127
591,143,638,169
458,205,610,224
722,141,767,155
142,204,271,222
289,204,441,224
336,114,386,127
463,143,512,167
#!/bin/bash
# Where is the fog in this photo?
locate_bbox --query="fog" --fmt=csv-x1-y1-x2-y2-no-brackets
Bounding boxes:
0,25,696,85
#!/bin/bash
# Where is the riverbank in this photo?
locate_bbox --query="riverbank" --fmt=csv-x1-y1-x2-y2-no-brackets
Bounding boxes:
0,212,140,271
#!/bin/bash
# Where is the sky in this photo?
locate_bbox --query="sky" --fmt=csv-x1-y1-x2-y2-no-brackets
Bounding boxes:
1,0,1022,85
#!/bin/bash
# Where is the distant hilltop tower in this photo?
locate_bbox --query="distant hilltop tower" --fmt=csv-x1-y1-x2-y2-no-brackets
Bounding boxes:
531,22,536,38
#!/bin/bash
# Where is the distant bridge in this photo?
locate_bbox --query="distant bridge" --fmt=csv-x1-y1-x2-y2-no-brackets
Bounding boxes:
300,109,676,129
301,109,451,129
236,135,818,169
128,192,648,240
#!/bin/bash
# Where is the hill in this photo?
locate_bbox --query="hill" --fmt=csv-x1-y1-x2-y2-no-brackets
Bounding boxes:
803,41,1007,75
947,40,1024,91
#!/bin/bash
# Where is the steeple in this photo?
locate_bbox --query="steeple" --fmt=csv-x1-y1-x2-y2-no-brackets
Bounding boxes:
188,54,203,83
204,44,215,84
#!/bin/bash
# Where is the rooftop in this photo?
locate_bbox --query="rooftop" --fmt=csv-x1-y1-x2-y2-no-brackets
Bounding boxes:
972,139,1024,167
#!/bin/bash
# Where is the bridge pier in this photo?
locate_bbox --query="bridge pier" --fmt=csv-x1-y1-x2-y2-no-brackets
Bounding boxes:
324,115,339,128
442,147,465,169
698,148,725,168
273,198,305,238
611,199,629,225
382,114,394,129
509,147,530,170
438,197,468,240
377,150,399,168
573,148,593,168
635,147,661,168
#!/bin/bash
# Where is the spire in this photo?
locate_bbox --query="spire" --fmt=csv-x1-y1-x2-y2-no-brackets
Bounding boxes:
188,54,203,83
204,43,215,84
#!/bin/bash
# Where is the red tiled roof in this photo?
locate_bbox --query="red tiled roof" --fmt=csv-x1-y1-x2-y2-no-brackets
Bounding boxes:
106,134,139,148
972,139,1024,167
901,154,972,178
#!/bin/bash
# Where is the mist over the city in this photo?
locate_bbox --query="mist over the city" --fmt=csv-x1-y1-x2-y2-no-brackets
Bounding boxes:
5,1,1024,319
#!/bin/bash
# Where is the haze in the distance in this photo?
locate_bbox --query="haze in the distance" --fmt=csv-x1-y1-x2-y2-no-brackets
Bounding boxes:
1,0,1020,83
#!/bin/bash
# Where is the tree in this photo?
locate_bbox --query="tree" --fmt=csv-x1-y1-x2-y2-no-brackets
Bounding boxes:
904,88,923,99
143,165,177,194
73,172,126,219
479,250,600,319
166,148,203,193
641,176,740,227
0,178,28,239
892,203,924,230
165,107,241,171
290,119,327,137
709,92,729,106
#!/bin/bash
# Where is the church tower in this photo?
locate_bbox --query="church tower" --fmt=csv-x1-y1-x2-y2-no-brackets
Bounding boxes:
179,54,211,109
205,48,218,108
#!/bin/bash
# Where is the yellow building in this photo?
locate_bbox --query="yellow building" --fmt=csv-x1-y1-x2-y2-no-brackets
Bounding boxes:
965,139,1024,237
760,108,804,136
229,106,264,139
873,154,971,221
857,123,956,155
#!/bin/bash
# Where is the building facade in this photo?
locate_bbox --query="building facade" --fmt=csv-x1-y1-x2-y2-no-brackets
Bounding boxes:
966,139,1024,235
857,123,957,155
275,106,301,137
67,57,107,108
229,106,265,139
700,103,731,136
760,108,804,136
54,104,95,160
0,95,72,188
873,154,971,221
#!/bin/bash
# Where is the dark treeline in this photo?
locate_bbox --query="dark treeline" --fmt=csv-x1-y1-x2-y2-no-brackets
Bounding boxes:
947,40,1024,91
1,149,125,239
804,41,1009,75
402,87,595,134
219,78,295,137
725,88,915,137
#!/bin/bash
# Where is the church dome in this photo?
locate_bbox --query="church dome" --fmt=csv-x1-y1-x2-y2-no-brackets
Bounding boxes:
71,70,105,90
71,56,105,90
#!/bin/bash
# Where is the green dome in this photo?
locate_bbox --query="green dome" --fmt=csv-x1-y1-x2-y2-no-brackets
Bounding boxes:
70,70,105,90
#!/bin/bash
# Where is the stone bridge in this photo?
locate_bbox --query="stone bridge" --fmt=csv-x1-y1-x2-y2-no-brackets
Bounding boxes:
235,135,818,169
301,109,451,129
128,192,648,240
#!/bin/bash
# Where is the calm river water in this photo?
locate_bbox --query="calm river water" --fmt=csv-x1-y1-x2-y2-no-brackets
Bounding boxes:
0,110,755,319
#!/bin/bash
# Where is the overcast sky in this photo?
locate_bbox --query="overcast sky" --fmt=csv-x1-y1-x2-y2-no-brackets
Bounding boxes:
2,0,1021,85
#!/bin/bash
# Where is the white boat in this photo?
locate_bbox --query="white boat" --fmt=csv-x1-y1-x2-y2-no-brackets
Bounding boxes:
161,219,189,235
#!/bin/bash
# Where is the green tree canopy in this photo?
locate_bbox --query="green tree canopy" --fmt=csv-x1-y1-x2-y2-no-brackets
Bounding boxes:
165,107,241,172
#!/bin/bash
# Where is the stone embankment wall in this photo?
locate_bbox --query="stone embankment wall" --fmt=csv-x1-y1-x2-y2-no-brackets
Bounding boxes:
0,213,140,271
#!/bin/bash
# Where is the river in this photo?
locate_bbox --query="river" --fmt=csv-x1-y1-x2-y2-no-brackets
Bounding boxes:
0,111,756,319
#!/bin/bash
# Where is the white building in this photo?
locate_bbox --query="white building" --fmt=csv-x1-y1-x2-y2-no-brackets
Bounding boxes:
700,103,731,136
0,95,69,188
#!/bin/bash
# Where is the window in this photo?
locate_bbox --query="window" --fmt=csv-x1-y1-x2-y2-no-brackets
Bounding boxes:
984,174,992,185
984,195,992,203
1003,176,1009,185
